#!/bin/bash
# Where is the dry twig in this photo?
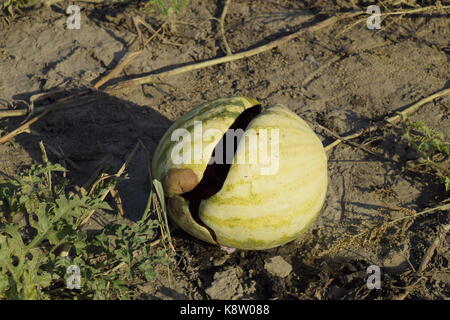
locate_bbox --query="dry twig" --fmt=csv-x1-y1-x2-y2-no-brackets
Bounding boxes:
418,223,450,273
0,90,96,143
106,14,346,92
220,0,233,55
0,110,50,144
324,87,450,151
317,123,396,163
340,4,450,34
94,50,144,89
79,141,141,226
321,202,450,257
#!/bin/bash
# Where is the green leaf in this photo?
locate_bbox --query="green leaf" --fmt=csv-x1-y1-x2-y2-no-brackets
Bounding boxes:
1,160,169,300
444,176,450,192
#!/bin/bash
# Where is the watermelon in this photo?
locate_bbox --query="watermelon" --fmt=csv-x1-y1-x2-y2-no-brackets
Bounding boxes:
152,97,328,250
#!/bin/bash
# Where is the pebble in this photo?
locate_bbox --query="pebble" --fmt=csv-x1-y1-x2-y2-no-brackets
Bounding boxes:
212,255,229,267
205,267,244,300
264,256,292,278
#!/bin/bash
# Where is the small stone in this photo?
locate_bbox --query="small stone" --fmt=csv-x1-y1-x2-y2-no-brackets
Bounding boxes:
205,267,244,300
304,54,316,63
264,256,292,278
212,255,229,267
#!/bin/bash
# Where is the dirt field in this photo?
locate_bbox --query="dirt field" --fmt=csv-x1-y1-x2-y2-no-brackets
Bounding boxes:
0,0,449,299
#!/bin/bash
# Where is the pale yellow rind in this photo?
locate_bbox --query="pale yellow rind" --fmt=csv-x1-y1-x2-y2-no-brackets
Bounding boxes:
153,99,328,250
152,97,260,182
199,104,328,250
152,97,260,246
167,196,217,244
